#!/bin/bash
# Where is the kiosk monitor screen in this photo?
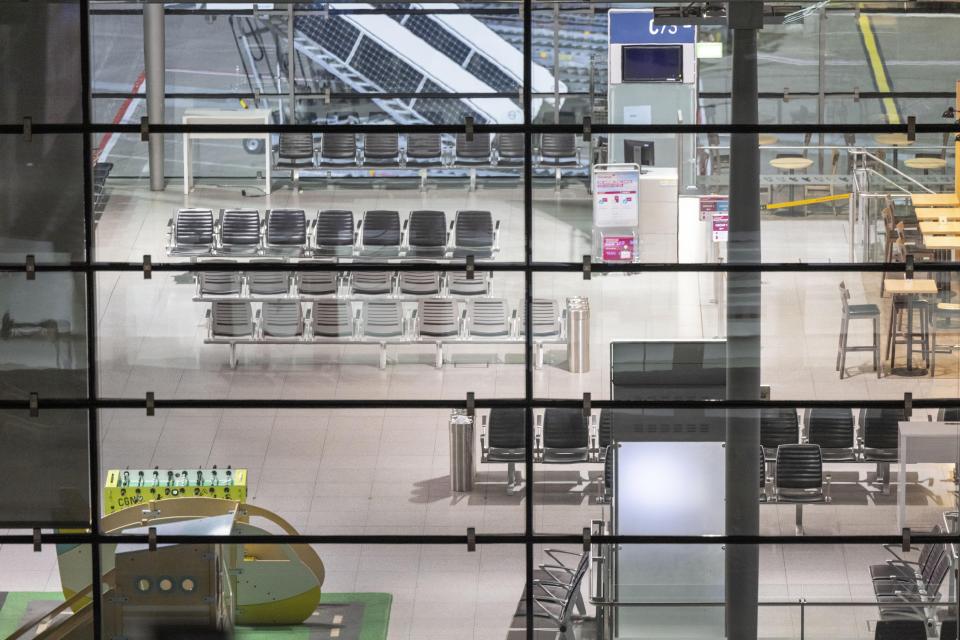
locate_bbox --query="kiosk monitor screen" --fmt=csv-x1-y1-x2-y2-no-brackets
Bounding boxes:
621,45,683,82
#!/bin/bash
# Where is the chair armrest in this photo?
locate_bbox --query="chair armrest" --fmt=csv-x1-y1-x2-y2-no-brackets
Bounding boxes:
493,220,501,253
510,309,518,337
560,308,568,341
305,307,312,320
401,219,409,249
824,473,832,502
409,308,418,338
353,308,362,339
459,308,468,338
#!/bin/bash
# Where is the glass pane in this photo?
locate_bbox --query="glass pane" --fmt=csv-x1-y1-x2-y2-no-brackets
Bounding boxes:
0,542,93,640
0,272,90,527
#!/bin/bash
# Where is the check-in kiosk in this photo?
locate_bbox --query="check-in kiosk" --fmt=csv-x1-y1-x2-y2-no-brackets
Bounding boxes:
600,340,727,638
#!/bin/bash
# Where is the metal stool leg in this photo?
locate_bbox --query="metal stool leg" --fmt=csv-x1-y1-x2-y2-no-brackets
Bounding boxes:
836,315,847,372
873,316,881,377
839,315,849,378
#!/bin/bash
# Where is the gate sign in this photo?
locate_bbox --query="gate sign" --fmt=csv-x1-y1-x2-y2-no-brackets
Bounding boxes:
593,165,640,228
610,10,697,45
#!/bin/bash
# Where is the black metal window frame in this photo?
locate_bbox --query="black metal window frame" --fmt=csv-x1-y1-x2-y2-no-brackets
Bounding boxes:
3,2,960,639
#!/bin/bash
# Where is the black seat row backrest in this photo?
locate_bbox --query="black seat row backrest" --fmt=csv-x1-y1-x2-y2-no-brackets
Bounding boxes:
775,444,823,490
761,408,800,451
859,408,905,450
488,408,525,449
805,408,855,450
542,408,590,449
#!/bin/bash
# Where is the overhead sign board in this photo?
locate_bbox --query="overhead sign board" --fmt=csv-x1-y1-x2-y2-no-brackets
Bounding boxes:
609,10,697,45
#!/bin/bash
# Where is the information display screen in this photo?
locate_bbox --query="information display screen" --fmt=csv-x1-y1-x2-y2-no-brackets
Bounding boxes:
621,45,683,82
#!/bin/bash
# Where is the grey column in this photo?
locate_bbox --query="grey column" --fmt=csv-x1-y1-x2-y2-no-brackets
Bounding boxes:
144,2,165,191
725,2,762,638
287,3,296,122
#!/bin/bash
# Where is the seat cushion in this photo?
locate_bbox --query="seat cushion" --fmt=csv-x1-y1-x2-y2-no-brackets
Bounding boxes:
870,563,918,583
848,303,881,316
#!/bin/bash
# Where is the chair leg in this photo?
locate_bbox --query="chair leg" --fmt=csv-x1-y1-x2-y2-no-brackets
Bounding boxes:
229,343,238,369
379,342,387,370
838,316,849,378
930,317,937,376
836,316,846,372
795,504,804,536
506,462,516,495
435,341,443,369
873,316,881,377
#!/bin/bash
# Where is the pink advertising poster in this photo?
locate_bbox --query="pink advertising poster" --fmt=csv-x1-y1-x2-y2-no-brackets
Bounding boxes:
602,235,636,262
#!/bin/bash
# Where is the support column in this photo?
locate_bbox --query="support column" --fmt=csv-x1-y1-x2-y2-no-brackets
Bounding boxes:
725,2,762,639
287,3,296,122
144,2,165,191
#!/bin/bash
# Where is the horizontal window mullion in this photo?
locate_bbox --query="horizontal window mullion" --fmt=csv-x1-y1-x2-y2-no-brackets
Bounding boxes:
1,123,957,135
0,397,955,411
0,260,955,274
0,532,954,545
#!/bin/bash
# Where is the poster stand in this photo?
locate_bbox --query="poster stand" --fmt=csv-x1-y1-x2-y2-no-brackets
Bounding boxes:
592,163,641,262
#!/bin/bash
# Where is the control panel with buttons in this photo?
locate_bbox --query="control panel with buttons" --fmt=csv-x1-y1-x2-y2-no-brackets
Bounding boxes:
104,466,247,512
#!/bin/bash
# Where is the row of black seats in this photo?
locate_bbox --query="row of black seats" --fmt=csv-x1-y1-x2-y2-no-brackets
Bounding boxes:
275,131,582,170
168,208,499,259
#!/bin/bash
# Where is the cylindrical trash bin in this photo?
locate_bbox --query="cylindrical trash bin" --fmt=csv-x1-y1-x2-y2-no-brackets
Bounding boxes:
566,296,590,373
449,410,474,492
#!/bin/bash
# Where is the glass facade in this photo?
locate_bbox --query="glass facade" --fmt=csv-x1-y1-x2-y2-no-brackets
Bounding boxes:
1,1,959,639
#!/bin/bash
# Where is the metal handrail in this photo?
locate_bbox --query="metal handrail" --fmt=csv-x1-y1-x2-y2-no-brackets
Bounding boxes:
855,148,936,193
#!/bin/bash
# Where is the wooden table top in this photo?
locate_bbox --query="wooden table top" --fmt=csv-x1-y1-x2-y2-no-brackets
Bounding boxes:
915,207,960,221
883,279,939,295
758,134,779,146
904,157,947,170
769,157,813,171
912,193,960,207
874,133,915,147
922,235,960,250
919,221,960,234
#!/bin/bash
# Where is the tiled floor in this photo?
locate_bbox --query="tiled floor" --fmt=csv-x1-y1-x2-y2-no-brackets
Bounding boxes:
3,177,960,639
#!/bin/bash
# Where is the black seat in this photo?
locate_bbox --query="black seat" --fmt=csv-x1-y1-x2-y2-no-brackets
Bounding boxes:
454,133,492,164
218,208,261,254
405,133,444,166
537,133,579,166
319,132,357,165
938,408,960,421
860,408,904,462
360,210,401,257
405,210,447,257
495,133,524,165
874,620,927,639
312,209,355,257
940,620,957,640
451,210,497,259
265,208,307,252
805,408,856,461
276,132,315,173
774,443,830,535
363,132,401,165
170,208,215,255
482,408,526,494
539,408,589,464
870,524,942,583
760,408,800,460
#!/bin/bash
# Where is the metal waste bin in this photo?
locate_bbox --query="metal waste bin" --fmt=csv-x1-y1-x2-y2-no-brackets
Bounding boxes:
566,296,590,373
449,410,474,492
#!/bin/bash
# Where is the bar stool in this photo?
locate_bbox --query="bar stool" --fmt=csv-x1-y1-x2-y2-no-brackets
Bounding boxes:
929,302,960,376
886,241,933,369
837,281,881,379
